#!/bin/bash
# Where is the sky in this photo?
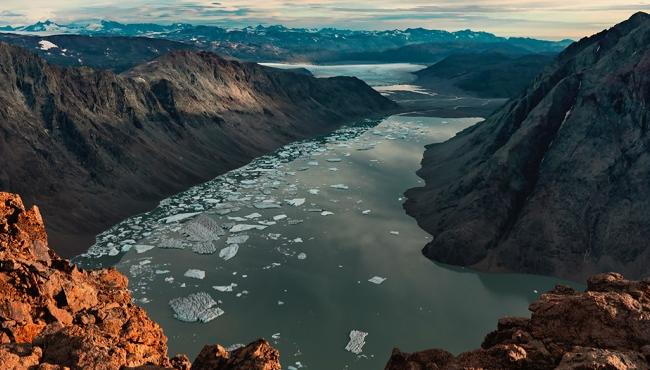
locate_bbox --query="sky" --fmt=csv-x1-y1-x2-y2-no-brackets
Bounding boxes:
1,1,649,40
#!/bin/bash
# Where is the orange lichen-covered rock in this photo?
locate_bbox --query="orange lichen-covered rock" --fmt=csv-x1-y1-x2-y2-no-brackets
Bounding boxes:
384,273,650,370
0,192,281,370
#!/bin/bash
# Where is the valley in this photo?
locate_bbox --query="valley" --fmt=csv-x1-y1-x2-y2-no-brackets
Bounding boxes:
1,8,649,370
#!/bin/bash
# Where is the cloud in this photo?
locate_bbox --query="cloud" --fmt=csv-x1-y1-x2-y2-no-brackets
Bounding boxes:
0,10,24,17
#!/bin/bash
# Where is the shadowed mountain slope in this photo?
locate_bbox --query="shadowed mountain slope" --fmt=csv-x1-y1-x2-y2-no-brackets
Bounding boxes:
0,43,395,256
405,12,650,280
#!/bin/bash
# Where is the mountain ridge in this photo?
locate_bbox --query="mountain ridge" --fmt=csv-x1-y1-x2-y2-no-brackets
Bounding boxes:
404,11,650,280
0,42,396,256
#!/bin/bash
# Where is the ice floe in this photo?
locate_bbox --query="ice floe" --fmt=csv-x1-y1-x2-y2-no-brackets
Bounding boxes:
184,269,206,279
368,276,387,284
230,224,267,233
161,212,202,224
169,292,223,323
219,244,239,261
344,330,368,354
285,198,306,207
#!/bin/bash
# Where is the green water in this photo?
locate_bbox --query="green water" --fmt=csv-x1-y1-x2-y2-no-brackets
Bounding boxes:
77,115,581,369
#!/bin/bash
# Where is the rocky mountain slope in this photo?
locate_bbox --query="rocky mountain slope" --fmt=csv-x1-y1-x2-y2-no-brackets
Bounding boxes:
414,53,555,98
0,192,280,369
0,42,396,256
0,33,196,72
385,272,650,369
404,12,650,280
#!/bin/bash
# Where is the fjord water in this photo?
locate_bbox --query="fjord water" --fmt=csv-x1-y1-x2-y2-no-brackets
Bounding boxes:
77,115,579,369
75,65,580,369
260,62,426,87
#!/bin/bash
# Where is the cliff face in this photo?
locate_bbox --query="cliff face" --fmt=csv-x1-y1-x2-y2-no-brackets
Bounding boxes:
405,12,650,280
385,272,650,370
0,43,396,256
0,192,280,369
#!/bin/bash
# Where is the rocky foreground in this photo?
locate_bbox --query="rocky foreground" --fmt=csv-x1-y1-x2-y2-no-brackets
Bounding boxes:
405,12,650,280
385,272,650,369
0,192,280,369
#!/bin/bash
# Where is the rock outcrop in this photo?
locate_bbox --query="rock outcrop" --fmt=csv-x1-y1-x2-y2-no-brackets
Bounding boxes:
405,12,650,280
385,272,650,370
0,192,281,370
0,42,396,256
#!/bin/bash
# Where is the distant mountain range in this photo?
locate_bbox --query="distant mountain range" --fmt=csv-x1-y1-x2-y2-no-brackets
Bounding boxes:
0,20,572,63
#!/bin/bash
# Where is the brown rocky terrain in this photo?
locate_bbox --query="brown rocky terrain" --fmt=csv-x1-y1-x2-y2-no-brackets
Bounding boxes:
384,272,650,370
0,191,280,369
405,12,650,280
0,42,396,257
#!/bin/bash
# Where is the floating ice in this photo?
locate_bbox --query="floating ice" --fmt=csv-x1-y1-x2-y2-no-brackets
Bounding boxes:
191,241,218,255
286,198,306,207
108,247,120,256
161,212,201,224
184,269,206,279
307,161,319,166
308,189,320,195
273,214,288,221
272,333,281,340
362,210,372,215
345,330,368,354
169,292,223,323
389,231,400,235
219,244,239,261
227,216,247,222
330,184,349,190
159,236,184,249
293,238,303,243
226,235,249,244
245,213,262,219
368,276,387,284
321,211,334,216
213,283,238,292
230,224,267,233
326,158,342,162
297,252,307,260
254,202,282,209
268,233,281,240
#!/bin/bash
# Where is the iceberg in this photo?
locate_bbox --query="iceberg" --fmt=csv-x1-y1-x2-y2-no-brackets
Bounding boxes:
230,224,267,233
368,276,386,284
219,244,239,261
254,202,282,209
344,330,368,354
169,292,223,323
161,212,201,224
134,244,155,254
191,241,218,255
213,283,238,292
286,198,306,207
184,269,206,279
